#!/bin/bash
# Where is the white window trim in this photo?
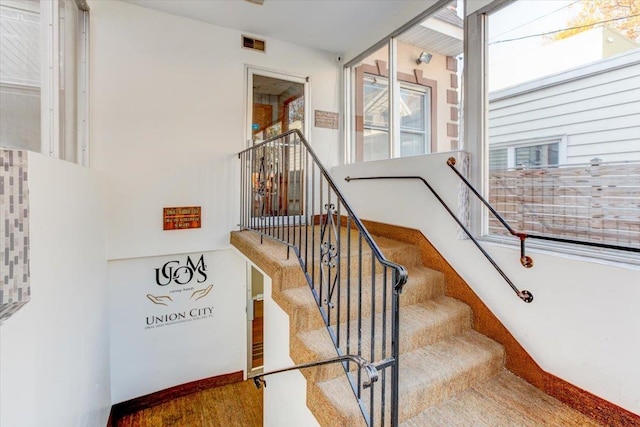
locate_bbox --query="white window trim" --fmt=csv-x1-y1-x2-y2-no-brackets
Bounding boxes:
39,0,89,165
489,134,567,168
464,0,639,265
244,66,310,148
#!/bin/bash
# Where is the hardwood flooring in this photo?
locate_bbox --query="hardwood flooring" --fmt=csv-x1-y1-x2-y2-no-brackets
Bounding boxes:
252,300,264,367
116,380,263,427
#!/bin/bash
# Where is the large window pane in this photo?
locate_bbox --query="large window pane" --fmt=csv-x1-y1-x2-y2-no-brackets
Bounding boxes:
0,0,41,152
348,1,463,162
486,0,640,250
400,131,424,157
400,89,426,131
395,0,463,153
363,129,389,161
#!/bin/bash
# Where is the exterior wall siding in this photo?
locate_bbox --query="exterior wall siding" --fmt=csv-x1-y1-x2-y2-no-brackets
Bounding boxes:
488,50,640,164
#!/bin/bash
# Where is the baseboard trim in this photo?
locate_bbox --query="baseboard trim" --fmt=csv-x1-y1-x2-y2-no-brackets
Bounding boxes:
361,219,640,427
109,371,243,425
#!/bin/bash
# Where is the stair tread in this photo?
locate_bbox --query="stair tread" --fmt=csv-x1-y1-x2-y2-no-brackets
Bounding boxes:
281,264,444,307
400,370,602,427
280,265,445,331
317,330,505,423
298,296,471,361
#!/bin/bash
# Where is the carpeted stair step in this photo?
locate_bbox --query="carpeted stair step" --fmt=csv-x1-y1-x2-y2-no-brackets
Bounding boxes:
294,297,472,383
400,370,601,427
230,229,423,292
315,330,505,425
276,266,445,332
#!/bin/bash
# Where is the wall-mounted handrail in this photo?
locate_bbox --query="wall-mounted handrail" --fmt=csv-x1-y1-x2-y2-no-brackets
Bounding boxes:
446,157,640,267
253,354,380,389
239,129,407,426
345,175,533,303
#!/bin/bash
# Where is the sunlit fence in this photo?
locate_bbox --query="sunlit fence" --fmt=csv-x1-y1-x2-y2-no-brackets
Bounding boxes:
488,161,640,250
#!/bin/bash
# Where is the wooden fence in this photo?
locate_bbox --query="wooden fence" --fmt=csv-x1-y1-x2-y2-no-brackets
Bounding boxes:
488,162,640,249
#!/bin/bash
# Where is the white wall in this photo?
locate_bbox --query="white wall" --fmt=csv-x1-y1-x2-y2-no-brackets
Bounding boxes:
88,0,345,402
249,263,320,427
109,249,246,403
332,152,640,415
89,0,343,260
0,153,111,427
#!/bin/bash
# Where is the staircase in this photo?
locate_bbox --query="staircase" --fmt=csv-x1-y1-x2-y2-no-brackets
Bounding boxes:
231,226,601,427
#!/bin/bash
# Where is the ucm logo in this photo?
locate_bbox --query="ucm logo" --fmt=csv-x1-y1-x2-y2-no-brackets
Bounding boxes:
154,255,207,286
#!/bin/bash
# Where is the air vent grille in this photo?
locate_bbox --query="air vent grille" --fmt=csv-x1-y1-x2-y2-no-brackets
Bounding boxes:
242,35,266,53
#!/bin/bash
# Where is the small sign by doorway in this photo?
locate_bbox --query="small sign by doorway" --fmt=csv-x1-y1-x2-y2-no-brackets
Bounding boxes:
163,206,201,230
314,110,339,129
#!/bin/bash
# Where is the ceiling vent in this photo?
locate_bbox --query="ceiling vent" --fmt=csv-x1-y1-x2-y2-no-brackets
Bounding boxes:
242,35,266,53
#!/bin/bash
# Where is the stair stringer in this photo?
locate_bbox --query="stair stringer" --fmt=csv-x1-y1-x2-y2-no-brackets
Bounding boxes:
359,219,638,427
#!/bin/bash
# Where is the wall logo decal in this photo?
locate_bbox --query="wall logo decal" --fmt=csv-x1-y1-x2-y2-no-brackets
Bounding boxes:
145,254,215,330
154,255,207,286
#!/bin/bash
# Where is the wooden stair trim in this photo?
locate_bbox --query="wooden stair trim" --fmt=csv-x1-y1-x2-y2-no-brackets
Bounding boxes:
360,219,640,426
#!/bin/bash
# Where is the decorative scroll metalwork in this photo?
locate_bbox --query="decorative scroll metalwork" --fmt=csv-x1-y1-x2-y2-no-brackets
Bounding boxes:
239,130,407,427
320,203,339,308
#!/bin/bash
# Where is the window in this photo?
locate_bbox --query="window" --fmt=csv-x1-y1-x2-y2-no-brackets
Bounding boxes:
489,140,561,170
362,76,432,161
467,0,640,260
400,85,431,157
347,0,463,163
0,0,89,165
0,0,42,152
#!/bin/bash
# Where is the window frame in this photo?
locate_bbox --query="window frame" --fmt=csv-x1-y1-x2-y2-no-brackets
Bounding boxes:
0,0,89,165
464,0,640,265
355,61,438,162
488,135,567,170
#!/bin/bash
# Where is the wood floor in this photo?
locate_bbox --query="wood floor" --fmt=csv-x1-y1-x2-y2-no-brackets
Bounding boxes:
252,300,264,367
116,380,263,427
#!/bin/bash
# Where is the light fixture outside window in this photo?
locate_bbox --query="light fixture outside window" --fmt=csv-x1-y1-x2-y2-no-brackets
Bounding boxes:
416,51,432,65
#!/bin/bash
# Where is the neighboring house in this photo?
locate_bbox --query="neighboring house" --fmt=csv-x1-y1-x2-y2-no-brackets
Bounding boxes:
489,27,640,168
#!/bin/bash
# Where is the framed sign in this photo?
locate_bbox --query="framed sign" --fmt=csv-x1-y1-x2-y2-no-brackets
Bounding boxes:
163,206,201,230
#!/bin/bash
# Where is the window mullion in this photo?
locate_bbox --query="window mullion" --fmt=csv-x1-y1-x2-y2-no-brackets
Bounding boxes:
41,0,60,158
78,10,89,166
389,38,400,159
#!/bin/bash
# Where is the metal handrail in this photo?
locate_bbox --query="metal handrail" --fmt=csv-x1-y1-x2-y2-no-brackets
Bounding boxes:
446,157,640,268
345,175,533,303
239,129,407,426
253,354,380,389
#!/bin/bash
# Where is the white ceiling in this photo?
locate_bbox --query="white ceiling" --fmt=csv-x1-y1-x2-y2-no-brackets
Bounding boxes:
120,0,423,54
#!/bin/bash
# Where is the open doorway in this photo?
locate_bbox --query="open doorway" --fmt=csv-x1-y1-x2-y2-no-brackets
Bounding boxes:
247,265,264,377
248,70,306,144
247,69,308,220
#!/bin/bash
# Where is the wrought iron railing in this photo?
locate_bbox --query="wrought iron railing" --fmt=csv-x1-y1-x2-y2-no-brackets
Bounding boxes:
253,354,379,389
238,129,408,427
344,173,533,303
447,158,640,266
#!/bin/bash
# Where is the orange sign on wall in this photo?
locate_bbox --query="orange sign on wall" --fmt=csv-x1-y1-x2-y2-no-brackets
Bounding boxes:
163,206,201,230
